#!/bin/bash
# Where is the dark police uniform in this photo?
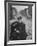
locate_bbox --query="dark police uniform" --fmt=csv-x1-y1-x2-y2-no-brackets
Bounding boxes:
10,21,27,40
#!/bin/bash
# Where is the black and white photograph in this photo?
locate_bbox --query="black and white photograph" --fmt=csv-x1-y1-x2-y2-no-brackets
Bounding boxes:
5,1,36,45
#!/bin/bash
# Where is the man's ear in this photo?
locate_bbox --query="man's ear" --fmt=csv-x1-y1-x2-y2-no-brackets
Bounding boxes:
13,9,16,15
12,7,17,16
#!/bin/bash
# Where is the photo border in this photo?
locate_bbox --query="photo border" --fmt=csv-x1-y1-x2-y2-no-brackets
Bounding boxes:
4,1,36,46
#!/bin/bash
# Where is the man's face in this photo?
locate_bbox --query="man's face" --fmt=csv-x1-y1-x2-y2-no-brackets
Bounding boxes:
12,7,23,22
